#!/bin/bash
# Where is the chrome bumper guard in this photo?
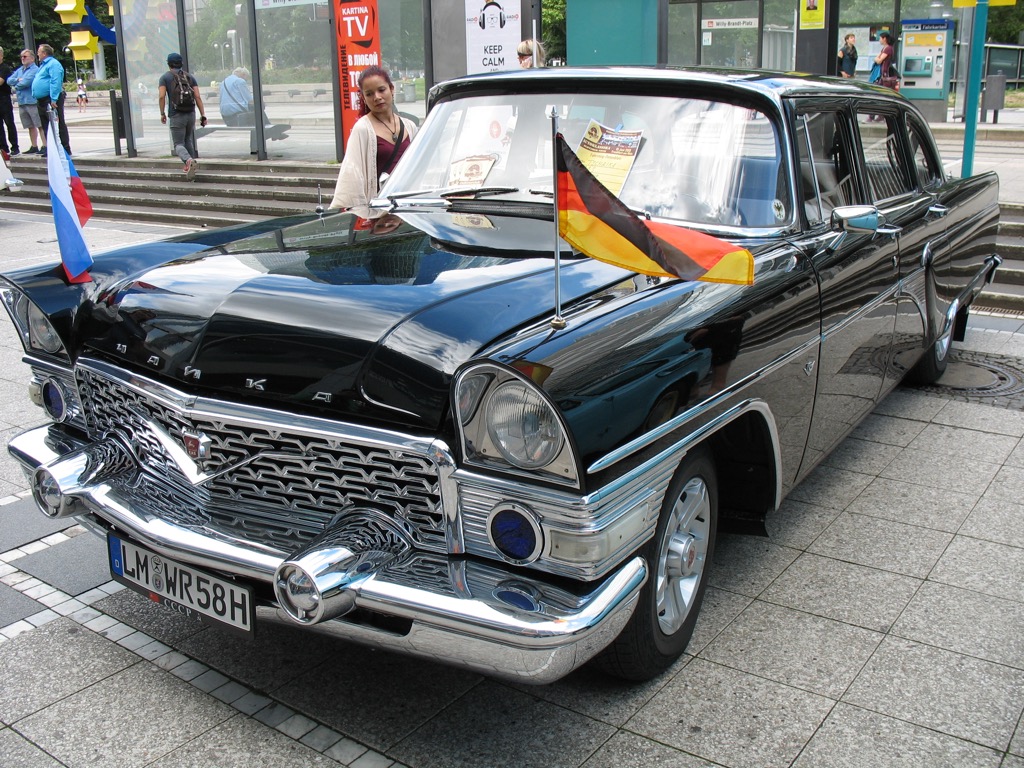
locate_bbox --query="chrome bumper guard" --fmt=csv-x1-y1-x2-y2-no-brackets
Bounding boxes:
9,425,647,683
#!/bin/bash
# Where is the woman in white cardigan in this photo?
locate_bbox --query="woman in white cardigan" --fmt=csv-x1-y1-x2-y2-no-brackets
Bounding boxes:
329,66,418,210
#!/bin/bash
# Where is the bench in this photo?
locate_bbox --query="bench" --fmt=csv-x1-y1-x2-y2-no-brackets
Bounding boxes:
194,122,291,152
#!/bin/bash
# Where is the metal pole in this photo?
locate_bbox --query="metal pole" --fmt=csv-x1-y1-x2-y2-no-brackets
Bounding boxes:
962,0,989,177
550,107,566,330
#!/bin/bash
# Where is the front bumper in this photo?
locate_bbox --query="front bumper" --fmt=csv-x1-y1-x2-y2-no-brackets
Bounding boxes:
9,424,647,684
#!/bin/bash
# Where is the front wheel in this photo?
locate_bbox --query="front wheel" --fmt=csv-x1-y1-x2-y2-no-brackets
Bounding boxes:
593,448,718,681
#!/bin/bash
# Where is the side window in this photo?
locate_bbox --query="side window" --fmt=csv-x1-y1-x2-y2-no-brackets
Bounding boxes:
855,110,914,203
796,111,857,225
907,118,943,190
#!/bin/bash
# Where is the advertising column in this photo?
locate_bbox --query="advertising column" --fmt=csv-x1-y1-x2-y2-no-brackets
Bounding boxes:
335,0,382,143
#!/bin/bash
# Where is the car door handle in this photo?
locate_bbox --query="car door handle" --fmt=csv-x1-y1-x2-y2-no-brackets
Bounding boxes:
877,223,902,237
928,203,949,218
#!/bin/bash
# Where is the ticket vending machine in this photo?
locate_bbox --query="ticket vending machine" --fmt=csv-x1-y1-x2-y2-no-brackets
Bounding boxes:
898,19,955,122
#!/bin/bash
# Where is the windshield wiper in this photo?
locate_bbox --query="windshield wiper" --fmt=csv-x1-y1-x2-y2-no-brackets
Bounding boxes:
439,186,520,199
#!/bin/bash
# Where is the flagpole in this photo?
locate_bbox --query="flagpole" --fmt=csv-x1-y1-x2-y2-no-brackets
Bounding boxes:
549,107,566,330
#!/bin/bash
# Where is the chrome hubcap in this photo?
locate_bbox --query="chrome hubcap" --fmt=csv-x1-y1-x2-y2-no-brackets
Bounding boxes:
656,476,711,635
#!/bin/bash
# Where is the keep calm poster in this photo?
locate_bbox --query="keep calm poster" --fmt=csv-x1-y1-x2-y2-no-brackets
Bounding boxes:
465,0,522,74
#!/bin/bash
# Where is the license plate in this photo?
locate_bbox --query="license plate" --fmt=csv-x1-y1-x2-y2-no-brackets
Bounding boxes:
108,534,254,636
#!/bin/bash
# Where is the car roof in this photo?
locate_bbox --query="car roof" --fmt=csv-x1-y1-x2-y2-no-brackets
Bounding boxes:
429,65,897,104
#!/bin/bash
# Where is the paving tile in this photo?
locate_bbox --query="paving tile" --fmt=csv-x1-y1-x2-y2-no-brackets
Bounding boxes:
580,730,716,768
149,713,340,767
954,495,1024,548
0,617,138,723
762,553,920,633
1007,439,1024,468
174,619,341,693
986,464,1024,505
708,533,799,597
821,437,902,475
874,388,948,421
792,702,1003,768
879,446,1000,495
92,588,206,645
907,423,1020,463
299,724,343,752
1012,719,1024,757
625,658,832,768
17,663,234,768
389,680,615,768
700,601,881,698
930,535,1024,603
808,512,952,578
786,465,875,511
931,399,1024,437
844,476,977,532
842,637,1024,750
0,727,65,767
0,581,44,627
849,413,928,447
686,586,751,656
765,498,842,551
277,712,318,740
231,690,272,716
15,532,111,597
324,737,369,764
351,751,396,768
891,581,1024,669
507,661,671,728
0,497,78,552
210,680,249,704
273,643,480,751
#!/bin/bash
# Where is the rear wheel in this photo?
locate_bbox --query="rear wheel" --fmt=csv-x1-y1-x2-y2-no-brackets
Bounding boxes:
593,448,718,681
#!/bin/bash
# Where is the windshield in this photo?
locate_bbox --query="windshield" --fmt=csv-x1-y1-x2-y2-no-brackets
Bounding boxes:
382,91,791,231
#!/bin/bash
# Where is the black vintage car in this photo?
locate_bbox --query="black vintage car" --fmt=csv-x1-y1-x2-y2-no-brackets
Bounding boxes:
1,68,1000,684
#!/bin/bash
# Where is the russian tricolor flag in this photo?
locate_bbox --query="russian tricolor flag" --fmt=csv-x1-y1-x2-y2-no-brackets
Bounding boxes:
46,119,93,283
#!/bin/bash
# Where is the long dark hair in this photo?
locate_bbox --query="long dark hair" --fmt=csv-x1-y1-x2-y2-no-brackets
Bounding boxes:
357,65,394,115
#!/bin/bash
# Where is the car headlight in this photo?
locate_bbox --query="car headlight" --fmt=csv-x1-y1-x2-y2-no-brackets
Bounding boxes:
486,380,563,469
454,362,579,487
0,285,67,357
28,303,64,354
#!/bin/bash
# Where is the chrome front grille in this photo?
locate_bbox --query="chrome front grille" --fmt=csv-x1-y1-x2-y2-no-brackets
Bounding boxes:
75,361,446,554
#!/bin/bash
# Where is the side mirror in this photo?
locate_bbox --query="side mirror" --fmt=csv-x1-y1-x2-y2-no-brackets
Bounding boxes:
830,205,879,234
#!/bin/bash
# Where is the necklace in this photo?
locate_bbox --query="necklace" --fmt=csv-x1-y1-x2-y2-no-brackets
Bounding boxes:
372,111,399,142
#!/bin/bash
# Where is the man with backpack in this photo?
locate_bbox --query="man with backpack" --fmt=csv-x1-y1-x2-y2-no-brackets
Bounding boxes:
158,52,207,180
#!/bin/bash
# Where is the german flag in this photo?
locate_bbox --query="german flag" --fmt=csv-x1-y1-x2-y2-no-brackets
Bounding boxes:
555,134,754,285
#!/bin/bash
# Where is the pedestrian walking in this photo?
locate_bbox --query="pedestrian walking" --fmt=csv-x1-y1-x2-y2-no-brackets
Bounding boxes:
32,44,70,157
0,47,21,156
158,52,207,180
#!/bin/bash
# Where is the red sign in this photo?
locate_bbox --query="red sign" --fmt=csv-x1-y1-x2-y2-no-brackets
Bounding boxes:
334,1,382,145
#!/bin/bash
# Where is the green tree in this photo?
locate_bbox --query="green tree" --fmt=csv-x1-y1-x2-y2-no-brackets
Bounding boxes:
989,4,1024,44
0,0,117,82
541,0,566,62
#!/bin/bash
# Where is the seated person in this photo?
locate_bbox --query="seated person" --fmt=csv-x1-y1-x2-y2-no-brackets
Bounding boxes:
219,68,263,126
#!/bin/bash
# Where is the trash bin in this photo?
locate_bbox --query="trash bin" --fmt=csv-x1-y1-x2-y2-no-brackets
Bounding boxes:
111,90,126,139
403,81,416,102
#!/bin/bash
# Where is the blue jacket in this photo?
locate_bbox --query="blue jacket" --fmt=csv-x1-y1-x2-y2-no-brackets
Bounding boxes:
10,63,39,105
31,56,64,101
219,74,252,117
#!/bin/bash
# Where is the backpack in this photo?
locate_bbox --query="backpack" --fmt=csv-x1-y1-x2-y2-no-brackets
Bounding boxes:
170,69,196,112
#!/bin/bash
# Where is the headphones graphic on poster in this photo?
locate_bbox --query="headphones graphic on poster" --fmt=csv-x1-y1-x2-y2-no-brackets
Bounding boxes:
465,0,521,73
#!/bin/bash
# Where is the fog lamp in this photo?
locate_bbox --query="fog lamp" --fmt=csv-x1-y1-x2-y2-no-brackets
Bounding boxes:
487,504,542,564
41,379,69,422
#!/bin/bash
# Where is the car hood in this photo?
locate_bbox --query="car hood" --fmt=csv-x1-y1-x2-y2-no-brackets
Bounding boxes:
35,211,627,430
